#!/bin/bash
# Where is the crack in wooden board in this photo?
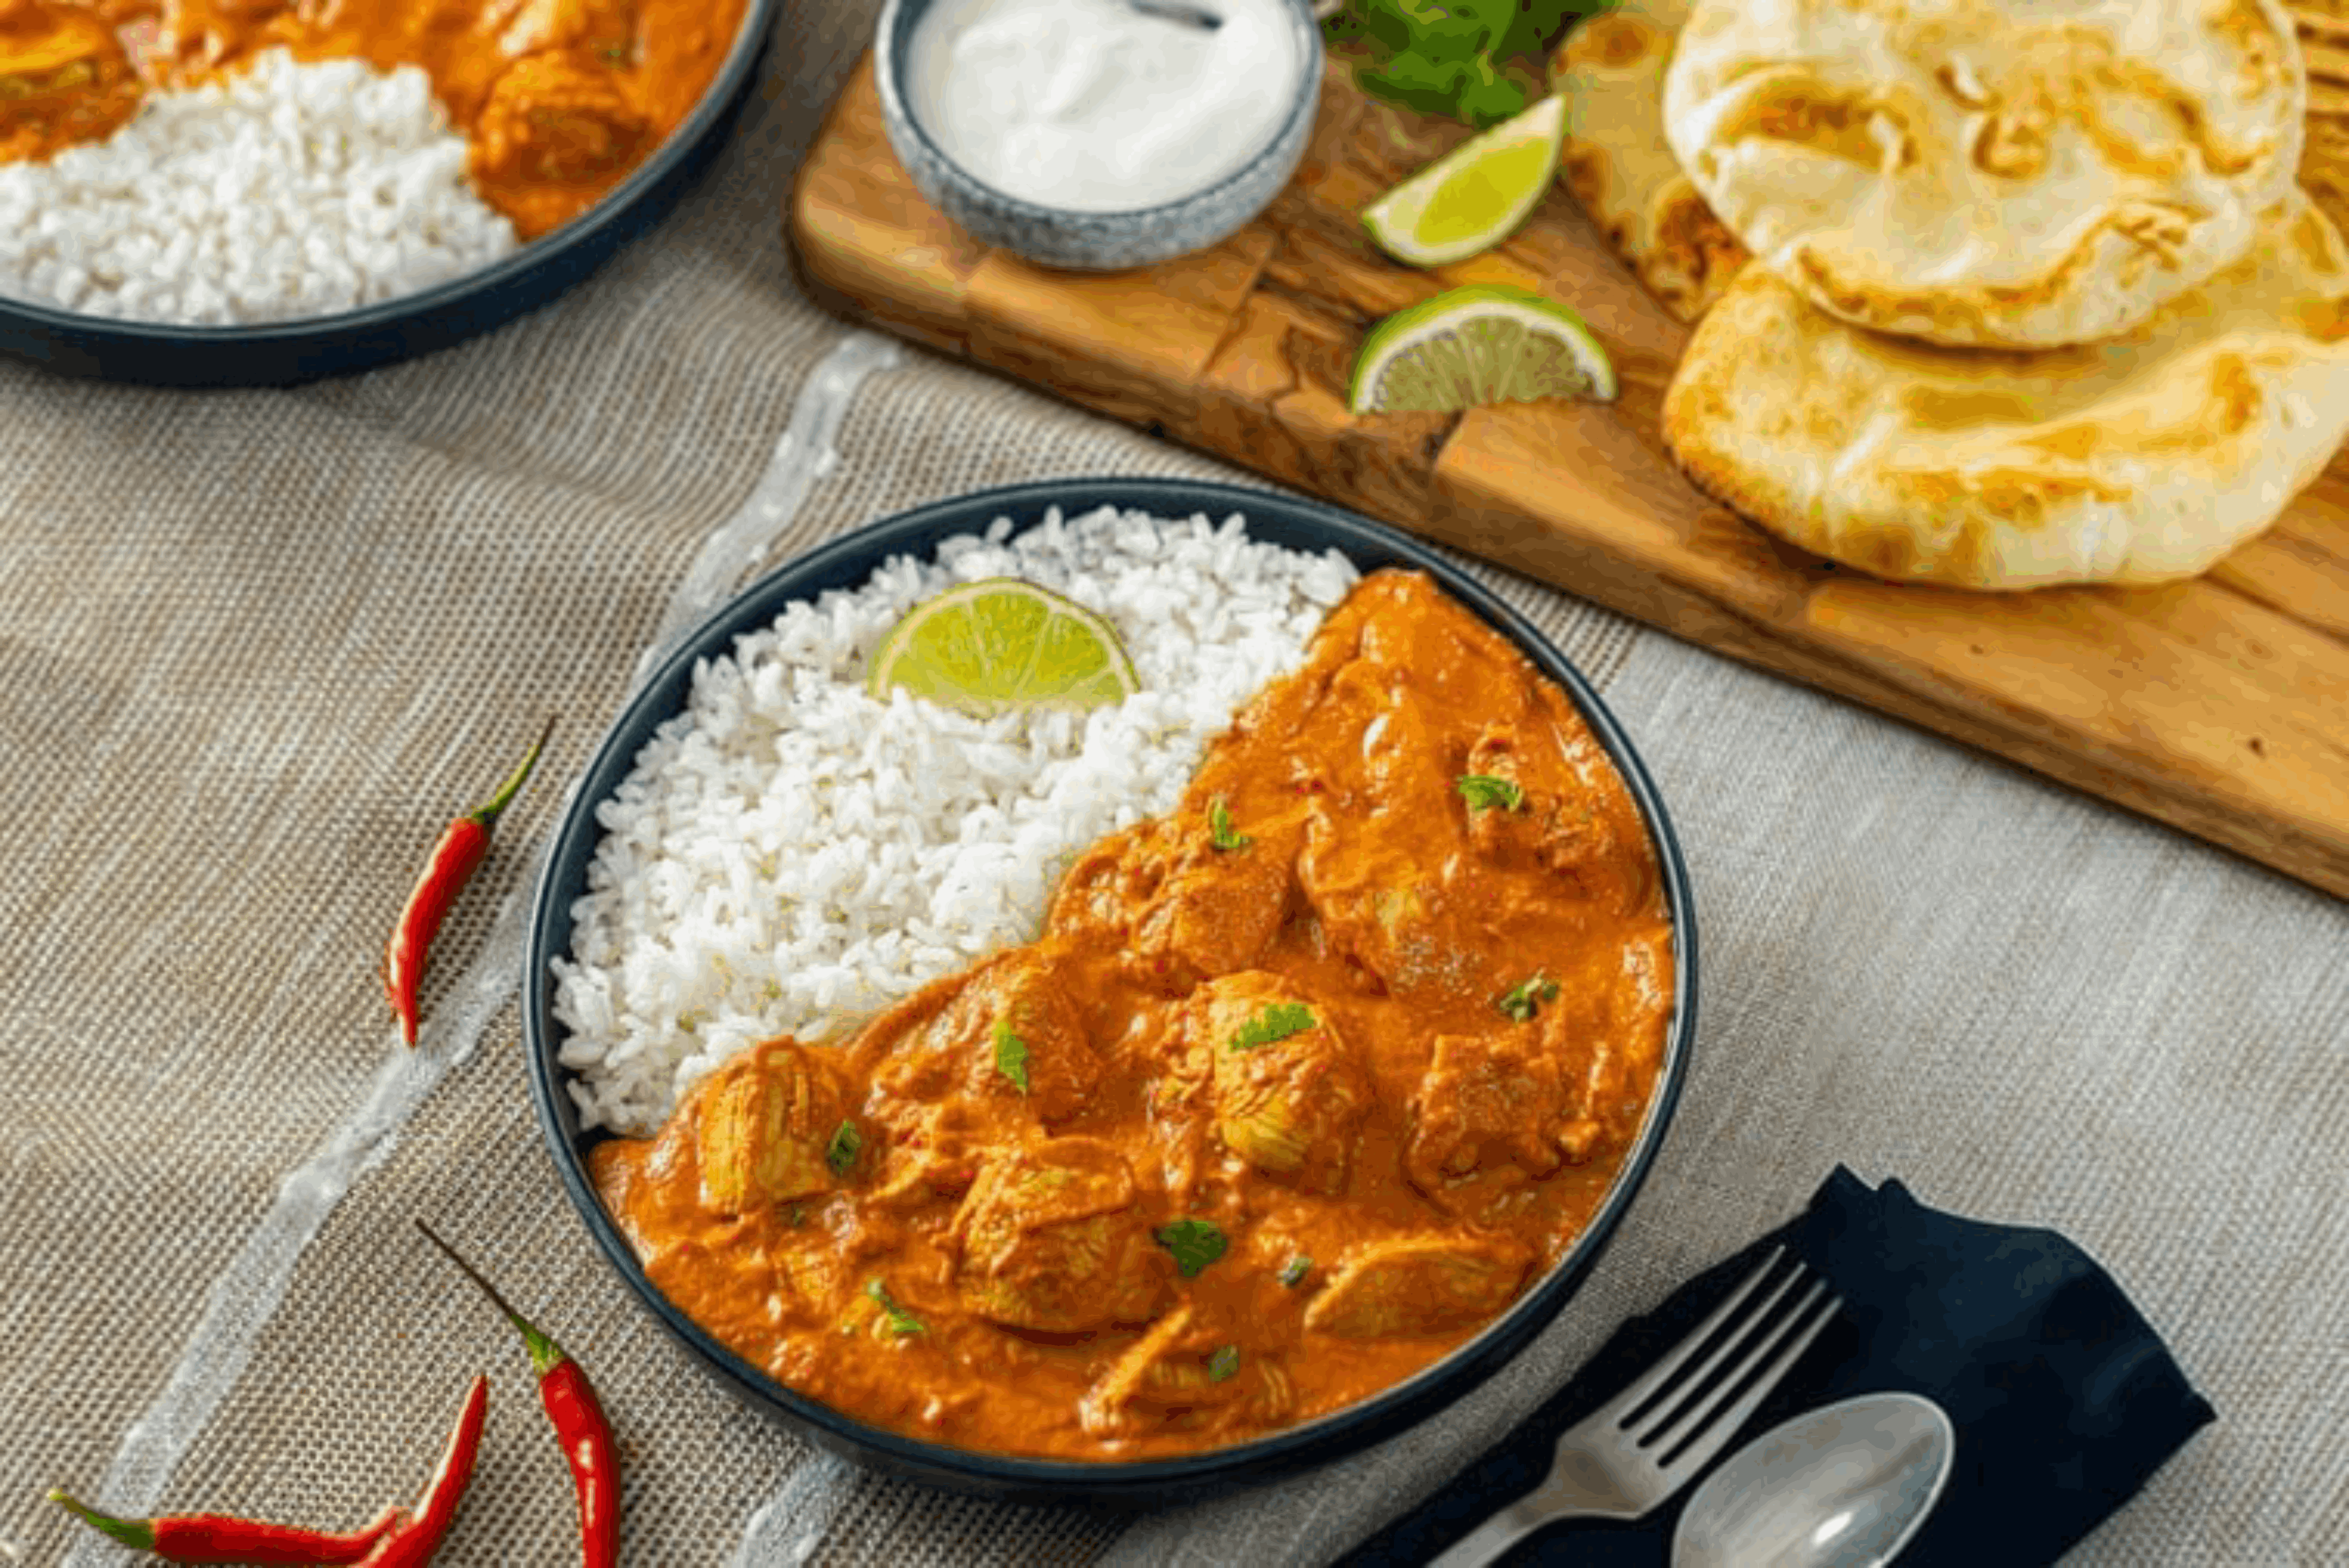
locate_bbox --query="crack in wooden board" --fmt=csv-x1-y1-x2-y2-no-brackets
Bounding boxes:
786,48,2349,901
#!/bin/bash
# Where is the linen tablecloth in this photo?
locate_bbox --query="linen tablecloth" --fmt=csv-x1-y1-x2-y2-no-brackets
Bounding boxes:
4,4,2345,1562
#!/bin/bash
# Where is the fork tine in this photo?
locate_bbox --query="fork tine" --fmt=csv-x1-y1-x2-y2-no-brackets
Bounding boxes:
1622,1265,1811,1434
1590,1246,1790,1428
1649,1284,1842,1481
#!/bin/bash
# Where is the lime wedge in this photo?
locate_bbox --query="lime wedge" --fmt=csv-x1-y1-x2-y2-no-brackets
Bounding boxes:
1362,95,1567,268
1349,285,1618,415
867,578,1139,716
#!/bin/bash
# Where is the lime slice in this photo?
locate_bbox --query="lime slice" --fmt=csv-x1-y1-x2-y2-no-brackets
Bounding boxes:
1349,285,1618,415
1362,95,1567,268
867,578,1139,716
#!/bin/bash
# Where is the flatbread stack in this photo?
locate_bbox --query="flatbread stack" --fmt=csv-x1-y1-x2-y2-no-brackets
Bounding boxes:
1557,0,2349,591
1552,0,1748,323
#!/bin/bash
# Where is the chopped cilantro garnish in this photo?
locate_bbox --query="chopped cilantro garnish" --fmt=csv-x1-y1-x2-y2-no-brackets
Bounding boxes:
1330,0,1594,128
1497,971,1561,1023
1208,1344,1241,1383
1154,1217,1229,1279
992,1017,1030,1093
1279,1256,1312,1288
1229,1001,1316,1053
1456,774,1525,813
825,1119,861,1176
863,1279,924,1336
1209,795,1253,852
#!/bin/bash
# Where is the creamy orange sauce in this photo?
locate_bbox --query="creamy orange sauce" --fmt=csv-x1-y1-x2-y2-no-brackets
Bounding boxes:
0,0,748,237
591,571,1675,1460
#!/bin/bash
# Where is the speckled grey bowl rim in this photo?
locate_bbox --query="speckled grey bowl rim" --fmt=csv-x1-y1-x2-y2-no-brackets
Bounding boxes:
872,0,1324,226
524,477,1699,1505
0,0,777,386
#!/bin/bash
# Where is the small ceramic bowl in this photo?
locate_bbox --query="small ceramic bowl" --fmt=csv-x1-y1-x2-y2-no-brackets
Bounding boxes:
872,0,1322,271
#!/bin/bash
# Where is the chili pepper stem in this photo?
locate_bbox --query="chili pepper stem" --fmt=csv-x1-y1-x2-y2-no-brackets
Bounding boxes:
46,1490,152,1550
470,716,556,829
414,1219,564,1376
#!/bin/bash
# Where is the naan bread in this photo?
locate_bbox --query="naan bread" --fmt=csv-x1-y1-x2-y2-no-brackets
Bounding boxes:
1551,0,1747,323
1661,193,2349,589
1663,0,2307,349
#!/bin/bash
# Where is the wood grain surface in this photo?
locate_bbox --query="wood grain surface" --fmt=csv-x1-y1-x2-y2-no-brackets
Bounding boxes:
786,36,2349,902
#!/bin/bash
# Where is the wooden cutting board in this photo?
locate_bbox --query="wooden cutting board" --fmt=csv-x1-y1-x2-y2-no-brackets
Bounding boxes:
786,39,2349,903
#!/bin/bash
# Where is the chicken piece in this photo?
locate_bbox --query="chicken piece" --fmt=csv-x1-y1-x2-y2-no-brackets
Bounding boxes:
472,51,650,189
1405,1032,1572,1197
1459,720,1633,891
0,5,136,161
1,2,108,73
1296,798,1475,1004
1048,807,1299,992
491,0,633,60
940,951,1102,1126
1185,972,1368,1196
692,1038,849,1217
860,952,1102,1138
1538,992,1621,1164
1078,1306,1261,1439
1045,819,1168,947
1459,724,1536,861
1304,1237,1531,1339
952,1137,1164,1333
1134,808,1298,991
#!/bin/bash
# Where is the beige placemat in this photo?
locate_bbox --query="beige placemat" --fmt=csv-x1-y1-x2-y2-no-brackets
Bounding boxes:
3,2,2345,1563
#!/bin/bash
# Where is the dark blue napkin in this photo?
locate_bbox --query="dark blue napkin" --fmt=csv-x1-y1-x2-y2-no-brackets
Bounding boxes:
1345,1168,2214,1566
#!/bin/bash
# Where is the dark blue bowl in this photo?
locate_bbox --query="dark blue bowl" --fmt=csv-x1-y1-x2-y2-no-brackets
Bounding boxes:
524,477,1698,1505
0,0,775,387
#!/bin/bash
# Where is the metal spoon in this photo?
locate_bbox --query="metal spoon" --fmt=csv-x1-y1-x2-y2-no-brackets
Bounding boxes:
1673,1392,1955,1568
1128,0,1223,27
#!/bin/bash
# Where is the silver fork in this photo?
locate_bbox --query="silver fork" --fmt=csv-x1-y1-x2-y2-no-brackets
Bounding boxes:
1429,1247,1843,1568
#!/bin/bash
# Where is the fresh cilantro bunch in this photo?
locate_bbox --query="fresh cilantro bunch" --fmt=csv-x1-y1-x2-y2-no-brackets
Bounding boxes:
1326,0,1597,127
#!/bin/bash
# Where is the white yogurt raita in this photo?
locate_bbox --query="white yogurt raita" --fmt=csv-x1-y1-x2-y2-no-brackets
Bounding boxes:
907,0,1303,213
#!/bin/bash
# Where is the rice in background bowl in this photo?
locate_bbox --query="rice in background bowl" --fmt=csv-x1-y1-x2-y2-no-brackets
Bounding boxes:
0,52,518,326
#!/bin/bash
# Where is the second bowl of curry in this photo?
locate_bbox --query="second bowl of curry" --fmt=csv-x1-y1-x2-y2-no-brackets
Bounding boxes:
0,0,777,384
526,478,1698,1503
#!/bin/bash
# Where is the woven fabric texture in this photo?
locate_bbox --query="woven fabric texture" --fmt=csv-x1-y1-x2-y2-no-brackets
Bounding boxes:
3,3,2346,1564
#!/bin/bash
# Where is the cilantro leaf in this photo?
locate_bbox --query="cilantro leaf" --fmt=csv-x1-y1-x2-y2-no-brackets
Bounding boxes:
1456,774,1525,813
1229,1001,1317,1052
863,1279,923,1336
1279,1255,1313,1288
825,1119,861,1176
1497,971,1561,1022
1155,1217,1229,1279
992,1017,1030,1093
1208,1344,1241,1383
1210,795,1254,852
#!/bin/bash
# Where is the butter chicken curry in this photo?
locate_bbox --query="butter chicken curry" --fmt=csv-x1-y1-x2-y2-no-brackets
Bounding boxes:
590,571,1676,1460
0,0,749,236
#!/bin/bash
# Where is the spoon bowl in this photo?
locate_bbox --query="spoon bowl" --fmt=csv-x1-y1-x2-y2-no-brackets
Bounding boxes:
1673,1391,1954,1568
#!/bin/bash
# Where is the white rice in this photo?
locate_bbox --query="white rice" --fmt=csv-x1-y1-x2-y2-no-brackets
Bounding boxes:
0,50,518,325
553,506,1359,1136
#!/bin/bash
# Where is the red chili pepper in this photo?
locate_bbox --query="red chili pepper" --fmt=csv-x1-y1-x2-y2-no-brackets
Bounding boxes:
352,1374,491,1567
384,718,554,1047
45,1492,399,1563
417,1222,620,1568
47,1376,485,1566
